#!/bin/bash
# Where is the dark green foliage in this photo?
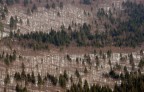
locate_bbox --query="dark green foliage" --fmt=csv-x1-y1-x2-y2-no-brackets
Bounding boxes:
0,6,8,20
5,0,20,5
15,29,70,46
4,74,10,85
15,84,28,92
129,53,134,65
21,69,26,80
112,1,144,47
66,54,72,62
97,8,105,18
75,69,80,78
96,1,144,47
95,56,99,67
0,0,3,4
14,71,36,85
107,50,112,58
14,72,22,81
38,73,43,85
31,4,37,12
47,73,58,86
23,0,29,6
59,74,66,88
67,81,112,92
0,51,17,66
114,72,144,92
138,58,144,69
10,17,15,28
84,54,91,65
64,70,68,81
82,0,91,5
6,0,14,5
13,23,96,48
1,12,6,20
140,50,143,56
52,2,56,9
59,2,63,9
9,16,17,29
58,70,69,88
109,70,120,79
15,0,20,4
45,3,50,9
84,67,88,74
68,69,144,92
31,71,35,84
83,80,89,92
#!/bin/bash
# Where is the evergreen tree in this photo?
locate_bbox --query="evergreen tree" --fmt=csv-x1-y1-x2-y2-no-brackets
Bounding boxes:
31,4,37,12
82,0,91,5
9,16,16,29
64,70,68,81
59,74,66,88
4,74,10,85
0,22,4,36
4,6,8,14
6,0,14,5
1,12,6,20
52,3,56,9
31,71,35,84
84,67,88,74
59,2,63,9
15,0,20,4
0,0,3,4
45,3,50,9
38,73,43,85
23,0,29,6
83,80,89,92
75,69,80,78
138,58,144,69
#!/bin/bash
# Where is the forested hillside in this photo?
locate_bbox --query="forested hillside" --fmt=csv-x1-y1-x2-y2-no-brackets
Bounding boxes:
9,1,144,50
0,0,144,92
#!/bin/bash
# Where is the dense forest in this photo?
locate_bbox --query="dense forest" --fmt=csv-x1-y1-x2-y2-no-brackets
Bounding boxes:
112,1,144,47
67,70,144,92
